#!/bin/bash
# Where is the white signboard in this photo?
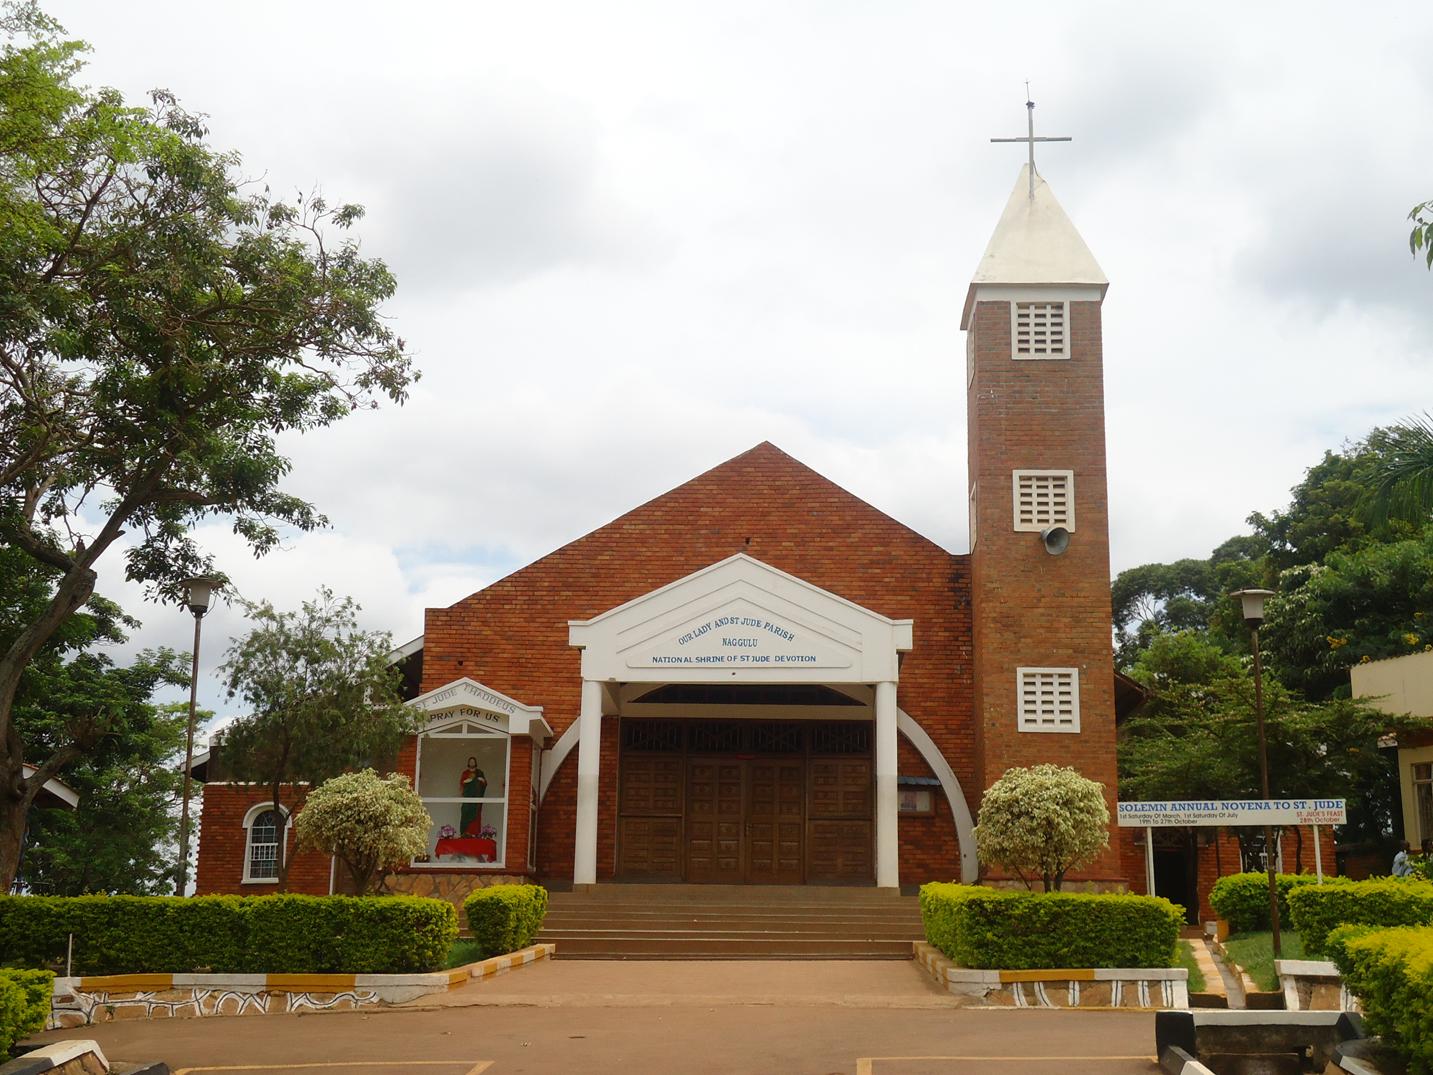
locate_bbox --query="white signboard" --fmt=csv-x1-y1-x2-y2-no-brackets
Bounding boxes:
1117,798,1346,828
628,611,853,670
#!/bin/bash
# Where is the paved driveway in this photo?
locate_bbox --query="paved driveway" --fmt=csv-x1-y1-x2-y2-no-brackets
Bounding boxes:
34,960,1161,1074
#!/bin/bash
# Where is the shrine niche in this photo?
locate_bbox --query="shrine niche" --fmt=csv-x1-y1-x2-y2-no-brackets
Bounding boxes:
407,679,550,869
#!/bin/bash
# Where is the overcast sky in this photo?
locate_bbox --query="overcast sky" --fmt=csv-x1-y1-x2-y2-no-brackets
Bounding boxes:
43,1,1433,723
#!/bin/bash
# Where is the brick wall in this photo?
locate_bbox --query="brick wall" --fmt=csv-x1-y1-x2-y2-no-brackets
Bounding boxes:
420,442,976,885
195,783,332,895
967,299,1123,883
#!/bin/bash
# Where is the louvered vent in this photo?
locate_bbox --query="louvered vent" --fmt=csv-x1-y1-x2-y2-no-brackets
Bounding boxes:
1013,301,1068,358
1012,470,1075,532
1017,668,1080,733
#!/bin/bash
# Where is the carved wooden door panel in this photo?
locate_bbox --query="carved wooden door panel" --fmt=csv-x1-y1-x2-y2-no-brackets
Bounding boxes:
617,754,684,881
686,758,744,883
747,760,805,884
807,757,874,883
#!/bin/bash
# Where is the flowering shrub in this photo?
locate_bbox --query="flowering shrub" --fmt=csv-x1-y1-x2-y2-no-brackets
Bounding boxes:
294,769,431,893
973,764,1109,891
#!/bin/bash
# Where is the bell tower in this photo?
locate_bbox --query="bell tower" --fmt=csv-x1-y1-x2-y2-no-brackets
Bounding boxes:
964,129,1123,882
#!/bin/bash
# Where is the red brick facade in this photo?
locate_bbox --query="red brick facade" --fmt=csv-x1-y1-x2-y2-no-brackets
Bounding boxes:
967,298,1122,883
423,443,977,884
195,784,332,895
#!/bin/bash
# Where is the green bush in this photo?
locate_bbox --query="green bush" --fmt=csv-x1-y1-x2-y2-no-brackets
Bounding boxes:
1326,925,1433,1073
1207,872,1342,933
918,883,1183,969
0,969,53,1059
0,894,456,975
462,885,548,960
1288,878,1433,957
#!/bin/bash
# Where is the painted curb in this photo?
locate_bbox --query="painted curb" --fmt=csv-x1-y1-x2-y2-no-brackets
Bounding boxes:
47,944,556,1026
913,941,1190,1008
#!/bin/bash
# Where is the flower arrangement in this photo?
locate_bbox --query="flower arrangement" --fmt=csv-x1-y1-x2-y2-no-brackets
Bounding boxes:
438,824,458,840
477,824,498,841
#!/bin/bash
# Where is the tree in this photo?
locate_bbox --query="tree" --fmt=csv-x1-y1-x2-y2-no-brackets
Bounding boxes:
1118,631,1430,867
0,5,416,889
1112,538,1270,669
1410,199,1433,269
218,589,421,888
294,769,429,895
0,544,190,892
16,701,199,894
973,764,1110,892
1261,531,1433,701
1368,414,1433,527
1111,427,1417,671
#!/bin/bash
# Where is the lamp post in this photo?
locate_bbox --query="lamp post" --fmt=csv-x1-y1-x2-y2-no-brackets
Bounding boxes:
176,575,221,897
1231,587,1281,960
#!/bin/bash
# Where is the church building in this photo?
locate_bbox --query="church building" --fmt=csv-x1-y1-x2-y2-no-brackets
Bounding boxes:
194,159,1226,905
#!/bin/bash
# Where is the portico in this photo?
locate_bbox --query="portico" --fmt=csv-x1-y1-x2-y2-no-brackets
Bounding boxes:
563,553,964,889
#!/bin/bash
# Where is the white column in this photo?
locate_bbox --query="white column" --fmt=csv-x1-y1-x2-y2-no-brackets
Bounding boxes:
573,678,603,886
875,680,899,889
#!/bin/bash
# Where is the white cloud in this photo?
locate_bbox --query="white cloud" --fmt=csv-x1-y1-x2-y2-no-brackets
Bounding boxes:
41,0,1433,690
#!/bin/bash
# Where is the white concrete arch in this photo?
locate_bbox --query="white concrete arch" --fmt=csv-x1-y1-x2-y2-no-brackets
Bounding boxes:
539,721,579,804
897,709,978,883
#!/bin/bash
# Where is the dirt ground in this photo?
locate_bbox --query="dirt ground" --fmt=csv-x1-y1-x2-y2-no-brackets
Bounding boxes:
32,960,1162,1074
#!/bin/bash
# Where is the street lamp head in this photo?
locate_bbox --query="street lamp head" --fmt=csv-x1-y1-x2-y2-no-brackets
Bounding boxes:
1231,588,1276,628
180,575,223,618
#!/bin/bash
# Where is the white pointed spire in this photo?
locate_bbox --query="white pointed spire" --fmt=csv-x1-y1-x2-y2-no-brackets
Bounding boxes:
960,164,1107,329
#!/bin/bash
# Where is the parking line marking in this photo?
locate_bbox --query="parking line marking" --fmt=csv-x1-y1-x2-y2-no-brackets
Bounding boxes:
855,1057,1156,1074
174,1062,492,1075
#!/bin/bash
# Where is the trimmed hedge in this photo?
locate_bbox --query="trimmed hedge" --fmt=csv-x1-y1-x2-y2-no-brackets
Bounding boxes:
0,894,457,975
0,969,53,1059
1327,925,1433,1074
1288,878,1433,957
919,883,1183,969
462,884,547,959
1207,872,1346,933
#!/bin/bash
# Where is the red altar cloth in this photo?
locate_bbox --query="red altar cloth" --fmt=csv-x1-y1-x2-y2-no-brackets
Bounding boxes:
434,837,497,860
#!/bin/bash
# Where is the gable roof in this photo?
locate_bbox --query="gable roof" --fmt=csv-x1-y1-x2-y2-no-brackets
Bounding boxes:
468,440,956,603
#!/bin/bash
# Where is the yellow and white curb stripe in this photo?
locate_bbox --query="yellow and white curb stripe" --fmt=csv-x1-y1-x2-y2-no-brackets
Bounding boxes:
456,943,555,983
912,941,1189,1009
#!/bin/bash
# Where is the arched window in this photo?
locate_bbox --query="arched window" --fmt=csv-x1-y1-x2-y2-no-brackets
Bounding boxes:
242,804,288,883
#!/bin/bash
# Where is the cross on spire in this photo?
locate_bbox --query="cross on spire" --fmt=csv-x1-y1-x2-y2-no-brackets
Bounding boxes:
990,90,1071,199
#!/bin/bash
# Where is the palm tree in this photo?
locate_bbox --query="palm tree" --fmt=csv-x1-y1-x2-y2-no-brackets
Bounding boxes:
1369,413,1433,524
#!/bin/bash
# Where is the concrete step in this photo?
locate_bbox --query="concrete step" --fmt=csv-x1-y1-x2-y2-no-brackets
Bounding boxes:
541,911,922,923
541,923,922,940
548,884,909,900
542,926,921,941
549,936,916,958
546,899,922,913
540,885,924,959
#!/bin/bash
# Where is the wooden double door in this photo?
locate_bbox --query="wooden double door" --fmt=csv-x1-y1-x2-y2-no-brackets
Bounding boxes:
616,720,873,885
685,757,805,884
